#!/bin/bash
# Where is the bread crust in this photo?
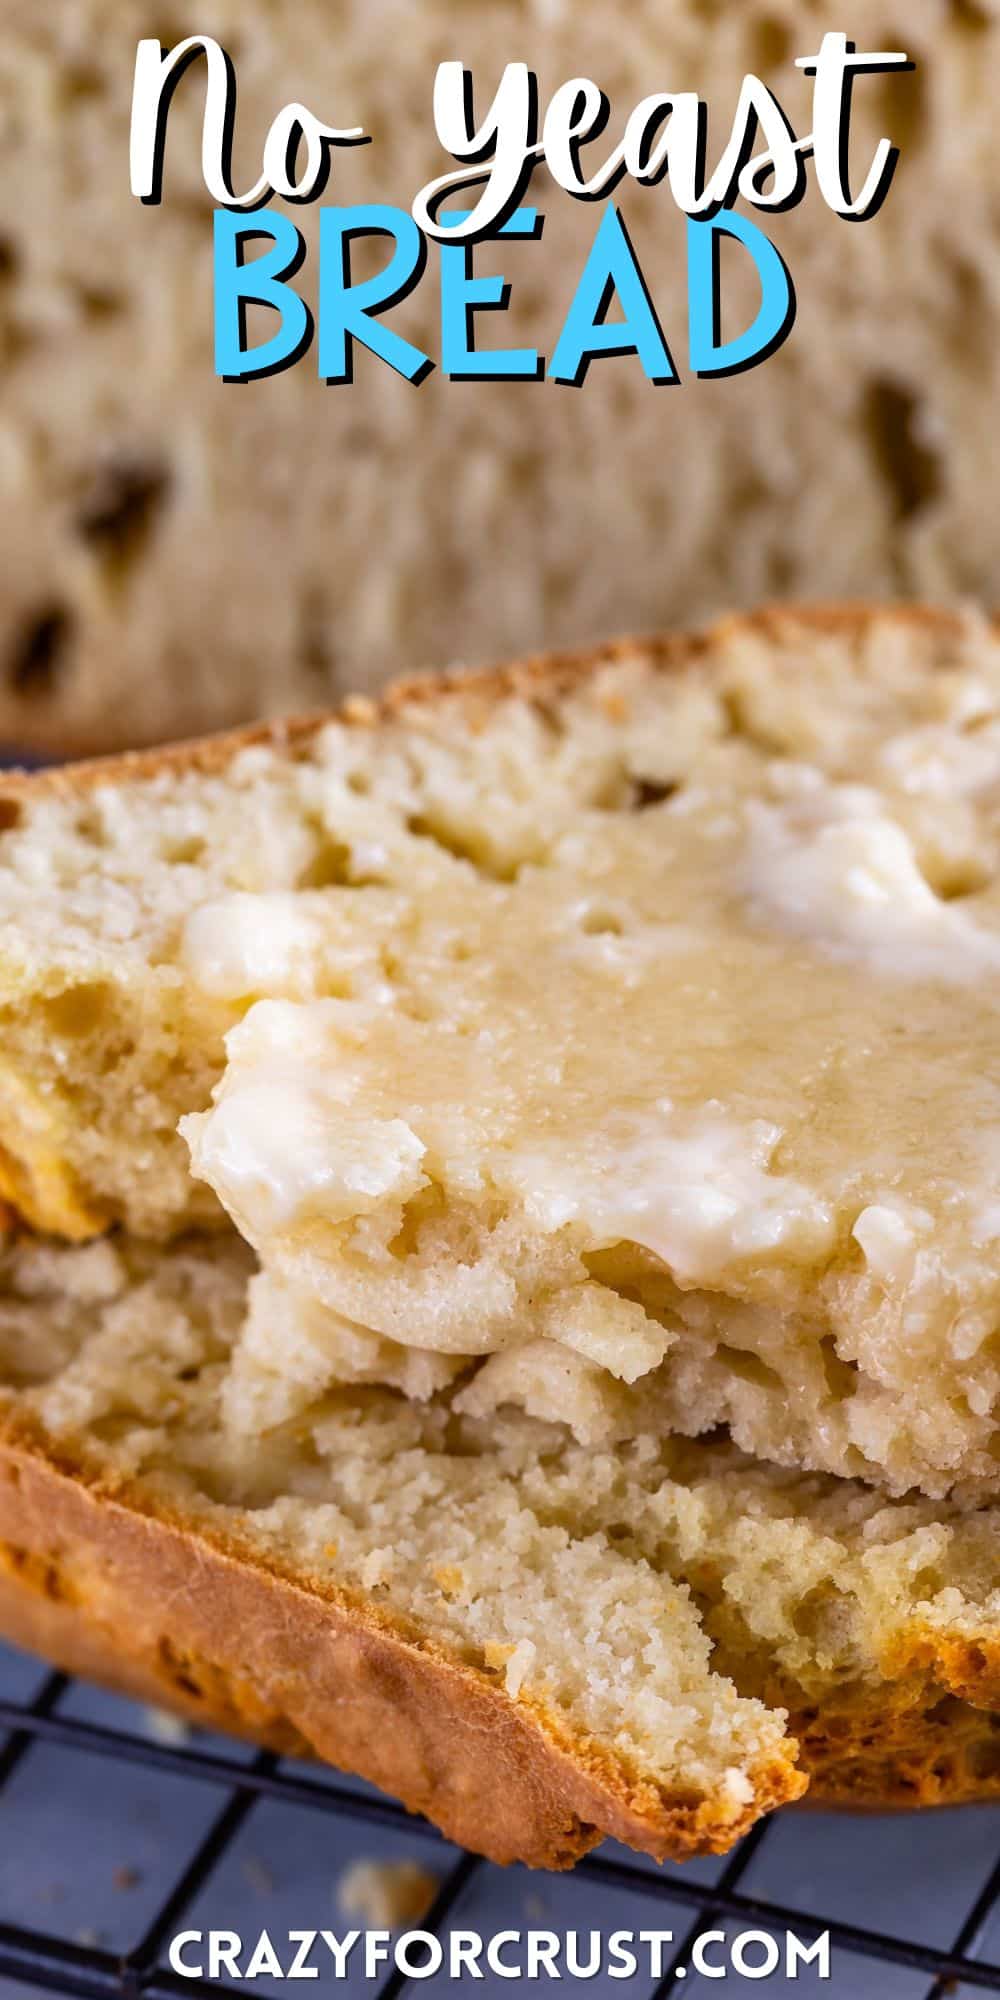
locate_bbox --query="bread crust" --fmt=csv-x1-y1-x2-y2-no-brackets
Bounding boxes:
0,601,990,791
1,1410,997,1837
0,1410,802,1866
793,1691,1000,1812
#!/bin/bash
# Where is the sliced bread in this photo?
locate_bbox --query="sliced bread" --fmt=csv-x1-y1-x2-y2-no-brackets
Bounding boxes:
2,609,1000,1494
3,1227,1000,1866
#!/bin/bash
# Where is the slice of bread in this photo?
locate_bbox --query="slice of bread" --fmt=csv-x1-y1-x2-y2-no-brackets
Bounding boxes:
0,4,992,756
3,1227,1000,1869
0,1230,800,1865
2,607,1000,1497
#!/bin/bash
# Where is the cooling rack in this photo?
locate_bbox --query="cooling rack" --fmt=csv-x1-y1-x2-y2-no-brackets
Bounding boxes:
0,1643,999,1999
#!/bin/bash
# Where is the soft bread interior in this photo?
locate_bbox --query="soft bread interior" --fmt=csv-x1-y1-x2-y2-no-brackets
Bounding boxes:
3,1229,1000,1841
4,614,1000,1497
0,1229,795,1839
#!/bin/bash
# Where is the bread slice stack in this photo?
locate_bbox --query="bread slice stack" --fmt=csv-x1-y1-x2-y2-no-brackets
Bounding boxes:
0,604,999,1866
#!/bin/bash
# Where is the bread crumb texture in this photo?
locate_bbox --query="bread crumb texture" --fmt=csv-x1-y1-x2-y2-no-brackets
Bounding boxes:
0,5,994,754
4,612,1000,1494
1,1227,999,1862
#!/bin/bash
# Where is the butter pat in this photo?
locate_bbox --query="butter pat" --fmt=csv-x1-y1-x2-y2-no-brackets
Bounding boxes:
503,1111,835,1285
744,779,1000,982
182,1001,426,1235
181,892,328,997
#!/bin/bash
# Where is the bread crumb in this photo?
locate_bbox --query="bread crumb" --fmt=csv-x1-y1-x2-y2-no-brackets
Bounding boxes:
142,1705,193,1746
113,1865,141,1891
360,1547,394,1589
720,1766,755,1815
342,695,378,725
430,1561,466,1599
337,1859,439,1928
484,1636,537,1696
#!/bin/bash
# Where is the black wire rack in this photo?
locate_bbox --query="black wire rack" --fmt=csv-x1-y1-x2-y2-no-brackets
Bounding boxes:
0,1668,998,1999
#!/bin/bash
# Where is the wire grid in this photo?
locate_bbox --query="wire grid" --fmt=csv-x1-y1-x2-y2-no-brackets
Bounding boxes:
0,1668,997,1998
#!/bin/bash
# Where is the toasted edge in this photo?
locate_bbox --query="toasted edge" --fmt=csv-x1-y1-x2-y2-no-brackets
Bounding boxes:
3,1394,1000,1832
2,1404,998,1831
0,1406,802,1867
0,602,991,790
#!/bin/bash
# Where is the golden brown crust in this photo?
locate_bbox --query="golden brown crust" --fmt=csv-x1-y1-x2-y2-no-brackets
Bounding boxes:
795,1693,1000,1811
1,1414,996,1835
0,630,686,783
0,1412,802,1866
0,601,990,793
879,1624,1000,1715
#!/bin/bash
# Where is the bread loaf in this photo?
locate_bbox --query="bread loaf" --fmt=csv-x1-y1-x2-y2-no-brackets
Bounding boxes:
0,4,995,753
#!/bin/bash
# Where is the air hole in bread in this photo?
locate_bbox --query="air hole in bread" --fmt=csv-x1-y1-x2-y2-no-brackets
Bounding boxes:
925,855,993,901
61,62,107,103
297,589,336,679
766,544,796,593
74,283,125,323
790,1586,849,1650
865,377,943,522
0,238,19,281
75,452,170,575
714,1345,785,1395
386,1183,449,1260
582,1242,682,1326
42,983,113,1041
7,604,74,698
0,798,22,832
819,1337,860,1402
910,1568,946,1605
162,835,207,867
579,905,626,936
406,813,514,879
873,38,927,158
296,826,353,888
592,768,639,811
751,17,792,71
720,686,788,755
630,777,680,810
74,805,109,847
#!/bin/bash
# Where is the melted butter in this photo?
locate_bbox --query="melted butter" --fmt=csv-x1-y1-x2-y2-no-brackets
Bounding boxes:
744,774,1000,981
178,681,1000,1471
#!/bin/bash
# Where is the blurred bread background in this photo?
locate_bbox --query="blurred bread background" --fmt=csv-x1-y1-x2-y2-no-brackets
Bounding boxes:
0,0,995,755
